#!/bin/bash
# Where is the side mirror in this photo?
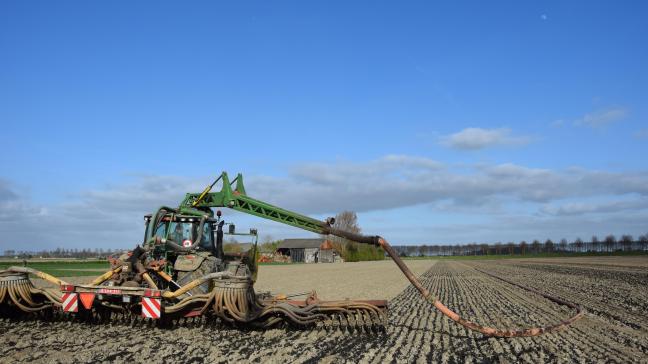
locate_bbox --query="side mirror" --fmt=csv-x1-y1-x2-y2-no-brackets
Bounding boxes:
228,224,235,234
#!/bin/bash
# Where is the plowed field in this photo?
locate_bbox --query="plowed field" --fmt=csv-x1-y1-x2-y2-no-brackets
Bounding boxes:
1,256,646,363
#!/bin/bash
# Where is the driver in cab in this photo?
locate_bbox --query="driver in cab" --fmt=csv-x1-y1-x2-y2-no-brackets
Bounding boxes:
169,223,186,243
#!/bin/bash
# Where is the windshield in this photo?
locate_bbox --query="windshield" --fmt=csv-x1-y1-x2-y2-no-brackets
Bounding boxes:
148,219,213,250
167,222,193,243
154,221,213,250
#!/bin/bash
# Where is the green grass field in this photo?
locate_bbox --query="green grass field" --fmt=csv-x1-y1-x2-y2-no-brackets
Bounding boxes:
0,260,111,277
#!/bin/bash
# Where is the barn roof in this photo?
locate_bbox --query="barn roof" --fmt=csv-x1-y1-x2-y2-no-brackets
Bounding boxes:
278,238,325,249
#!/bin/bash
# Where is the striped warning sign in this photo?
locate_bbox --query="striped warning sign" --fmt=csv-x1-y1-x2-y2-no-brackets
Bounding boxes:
62,292,78,313
141,297,161,319
79,292,95,309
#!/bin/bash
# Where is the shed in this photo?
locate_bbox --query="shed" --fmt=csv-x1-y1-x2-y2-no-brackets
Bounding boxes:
277,238,337,263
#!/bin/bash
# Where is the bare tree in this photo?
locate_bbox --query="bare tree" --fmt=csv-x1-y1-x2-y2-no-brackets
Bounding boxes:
591,235,600,252
574,238,584,253
531,240,541,254
544,239,554,253
325,212,357,247
326,211,361,258
639,234,648,252
259,234,279,253
604,235,616,253
407,245,418,257
495,242,502,255
620,235,633,252
330,211,360,234
507,242,515,255
519,241,527,255
559,238,568,252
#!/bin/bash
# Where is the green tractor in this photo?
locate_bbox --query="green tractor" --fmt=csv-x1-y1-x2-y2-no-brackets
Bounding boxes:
0,172,388,329
0,172,583,336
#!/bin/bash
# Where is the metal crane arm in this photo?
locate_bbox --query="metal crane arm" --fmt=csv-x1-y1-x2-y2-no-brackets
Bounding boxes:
179,172,379,245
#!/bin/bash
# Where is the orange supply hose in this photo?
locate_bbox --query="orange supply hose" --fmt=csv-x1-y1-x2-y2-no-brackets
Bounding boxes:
378,237,584,337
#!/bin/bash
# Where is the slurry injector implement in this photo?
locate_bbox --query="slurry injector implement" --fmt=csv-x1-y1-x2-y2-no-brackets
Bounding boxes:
0,172,583,336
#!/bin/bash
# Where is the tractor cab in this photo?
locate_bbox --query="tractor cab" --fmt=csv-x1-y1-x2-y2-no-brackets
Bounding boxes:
122,209,260,293
143,213,221,255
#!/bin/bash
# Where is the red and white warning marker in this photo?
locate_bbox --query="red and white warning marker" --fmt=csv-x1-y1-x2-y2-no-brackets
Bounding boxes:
62,292,78,313
79,292,95,310
142,289,161,319
60,284,78,313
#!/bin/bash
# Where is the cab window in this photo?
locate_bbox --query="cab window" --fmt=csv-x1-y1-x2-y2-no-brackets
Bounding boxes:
199,223,214,250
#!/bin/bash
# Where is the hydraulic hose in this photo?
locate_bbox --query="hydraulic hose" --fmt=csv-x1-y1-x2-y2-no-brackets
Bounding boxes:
322,224,583,336
3,266,69,286
151,206,177,238
375,237,584,337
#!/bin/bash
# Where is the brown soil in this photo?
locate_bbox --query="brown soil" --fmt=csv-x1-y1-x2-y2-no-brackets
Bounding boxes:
255,260,437,300
2,256,647,363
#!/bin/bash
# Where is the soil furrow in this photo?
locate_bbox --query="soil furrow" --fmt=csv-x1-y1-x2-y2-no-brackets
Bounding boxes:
1,257,647,363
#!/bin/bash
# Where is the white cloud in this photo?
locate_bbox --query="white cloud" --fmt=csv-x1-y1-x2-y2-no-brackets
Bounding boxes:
439,128,531,150
574,107,627,128
550,119,565,128
634,129,648,140
0,179,46,222
540,198,648,216
2,156,648,250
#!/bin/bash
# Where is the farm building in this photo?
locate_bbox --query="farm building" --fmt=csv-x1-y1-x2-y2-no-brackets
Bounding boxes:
276,238,338,263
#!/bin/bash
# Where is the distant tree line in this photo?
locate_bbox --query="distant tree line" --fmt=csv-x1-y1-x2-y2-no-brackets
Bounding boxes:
2,247,125,259
8,233,646,260
394,233,648,257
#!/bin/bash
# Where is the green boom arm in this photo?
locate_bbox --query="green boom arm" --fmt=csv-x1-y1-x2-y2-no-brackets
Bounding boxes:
179,172,379,246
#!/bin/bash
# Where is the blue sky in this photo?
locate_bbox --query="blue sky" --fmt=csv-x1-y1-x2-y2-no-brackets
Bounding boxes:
1,1,647,251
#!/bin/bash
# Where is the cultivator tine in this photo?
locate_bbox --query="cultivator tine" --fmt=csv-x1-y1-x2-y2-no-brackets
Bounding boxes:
1,266,388,334
0,272,54,314
346,310,358,329
329,315,339,330
321,315,333,330
333,312,343,329
360,310,372,331
367,310,379,331
357,310,369,332
357,311,367,331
